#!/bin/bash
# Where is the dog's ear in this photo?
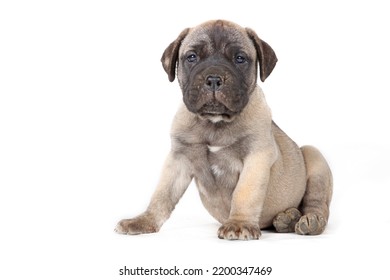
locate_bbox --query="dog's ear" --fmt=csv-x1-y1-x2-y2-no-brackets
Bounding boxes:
246,28,278,82
161,28,190,82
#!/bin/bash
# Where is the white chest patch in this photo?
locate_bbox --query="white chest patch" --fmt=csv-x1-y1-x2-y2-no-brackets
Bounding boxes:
207,145,224,153
211,164,225,177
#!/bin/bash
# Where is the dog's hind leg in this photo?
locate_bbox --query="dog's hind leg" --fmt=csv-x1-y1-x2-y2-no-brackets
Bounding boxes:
295,145,333,235
273,207,302,233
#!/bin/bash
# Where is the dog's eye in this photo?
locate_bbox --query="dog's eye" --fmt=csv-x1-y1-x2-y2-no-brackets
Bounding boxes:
235,55,247,64
187,54,198,63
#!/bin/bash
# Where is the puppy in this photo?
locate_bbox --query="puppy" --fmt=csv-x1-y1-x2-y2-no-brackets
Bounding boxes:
115,20,333,240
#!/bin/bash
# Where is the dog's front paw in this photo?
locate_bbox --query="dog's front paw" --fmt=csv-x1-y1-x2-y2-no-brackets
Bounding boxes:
115,213,159,235
295,213,327,235
218,220,261,240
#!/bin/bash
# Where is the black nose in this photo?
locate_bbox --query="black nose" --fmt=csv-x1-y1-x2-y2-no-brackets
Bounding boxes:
205,75,223,91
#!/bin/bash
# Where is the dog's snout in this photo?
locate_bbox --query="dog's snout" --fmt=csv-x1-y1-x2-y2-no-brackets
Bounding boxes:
205,75,223,91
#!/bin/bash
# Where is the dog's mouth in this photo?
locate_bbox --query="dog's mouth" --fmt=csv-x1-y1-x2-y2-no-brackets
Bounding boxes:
198,102,236,123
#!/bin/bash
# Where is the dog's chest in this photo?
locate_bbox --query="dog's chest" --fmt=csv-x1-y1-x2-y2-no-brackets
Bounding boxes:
175,117,248,190
194,142,244,190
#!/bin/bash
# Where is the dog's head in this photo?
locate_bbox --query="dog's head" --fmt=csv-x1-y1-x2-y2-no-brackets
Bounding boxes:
161,20,277,123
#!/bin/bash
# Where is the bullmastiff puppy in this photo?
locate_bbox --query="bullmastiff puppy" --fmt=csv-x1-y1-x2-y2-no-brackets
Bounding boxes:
115,20,333,240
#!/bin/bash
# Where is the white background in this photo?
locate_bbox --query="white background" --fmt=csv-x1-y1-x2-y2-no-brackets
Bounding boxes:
1,0,389,279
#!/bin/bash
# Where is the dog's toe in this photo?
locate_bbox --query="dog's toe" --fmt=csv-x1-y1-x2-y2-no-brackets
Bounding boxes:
273,208,302,233
114,213,159,235
295,213,327,235
218,220,261,240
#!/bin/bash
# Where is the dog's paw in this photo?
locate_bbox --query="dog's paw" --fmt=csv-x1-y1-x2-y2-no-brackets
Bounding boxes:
217,220,261,240
273,208,302,233
295,213,327,235
115,213,159,235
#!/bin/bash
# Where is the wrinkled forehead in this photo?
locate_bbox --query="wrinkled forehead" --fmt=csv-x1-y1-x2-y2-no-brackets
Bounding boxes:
180,21,256,56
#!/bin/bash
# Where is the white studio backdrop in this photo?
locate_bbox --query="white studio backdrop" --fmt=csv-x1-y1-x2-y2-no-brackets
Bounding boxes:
1,1,389,279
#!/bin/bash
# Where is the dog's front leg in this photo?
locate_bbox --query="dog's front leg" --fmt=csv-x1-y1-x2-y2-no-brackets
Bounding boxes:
115,152,192,235
218,149,276,240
